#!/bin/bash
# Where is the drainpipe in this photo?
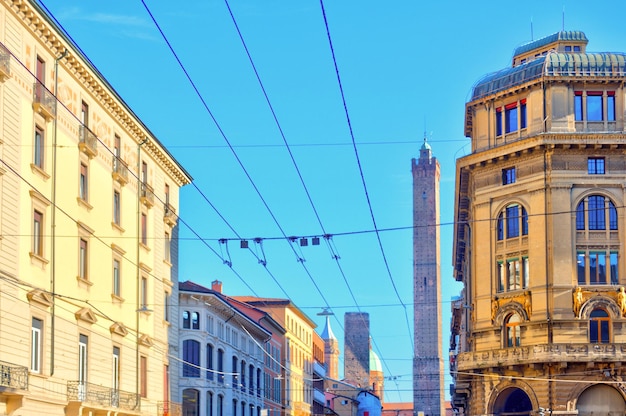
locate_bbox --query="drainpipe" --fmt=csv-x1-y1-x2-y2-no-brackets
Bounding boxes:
50,48,67,376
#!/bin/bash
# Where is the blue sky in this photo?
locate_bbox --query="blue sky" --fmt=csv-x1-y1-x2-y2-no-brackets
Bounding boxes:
39,0,626,403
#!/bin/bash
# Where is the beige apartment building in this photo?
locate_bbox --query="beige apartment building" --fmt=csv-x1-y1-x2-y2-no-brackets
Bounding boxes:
235,297,317,416
0,1,191,415
451,31,626,415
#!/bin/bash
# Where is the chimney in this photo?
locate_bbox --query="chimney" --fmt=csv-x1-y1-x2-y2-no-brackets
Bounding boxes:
212,280,222,293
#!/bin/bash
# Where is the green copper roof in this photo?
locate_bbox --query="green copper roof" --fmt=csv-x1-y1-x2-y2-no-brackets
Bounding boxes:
471,52,626,100
513,30,588,57
370,349,383,373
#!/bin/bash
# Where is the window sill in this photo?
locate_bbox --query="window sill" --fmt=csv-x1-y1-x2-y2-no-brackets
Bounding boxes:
77,197,93,211
76,276,93,286
30,163,50,180
29,252,49,268
111,222,125,233
139,242,151,252
163,259,172,267
111,294,125,303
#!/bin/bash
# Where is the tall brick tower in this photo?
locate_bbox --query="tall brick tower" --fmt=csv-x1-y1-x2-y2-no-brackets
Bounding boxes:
412,137,444,415
321,314,340,380
344,312,370,387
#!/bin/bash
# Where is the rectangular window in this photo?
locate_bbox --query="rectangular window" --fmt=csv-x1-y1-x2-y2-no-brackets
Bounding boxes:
588,157,605,174
502,167,516,185
141,276,148,308
611,252,619,285
577,252,587,284
589,252,607,284
112,346,120,391
505,102,518,134
164,292,170,322
80,163,88,201
164,231,171,262
520,99,527,129
496,107,502,136
608,92,616,121
81,101,89,126
575,92,583,121
113,259,121,297
31,317,43,373
497,262,504,292
113,190,121,225
79,334,88,383
140,355,147,397
33,210,43,256
79,238,88,280
114,134,121,158
587,92,603,121
34,125,44,169
217,349,224,383
141,213,147,245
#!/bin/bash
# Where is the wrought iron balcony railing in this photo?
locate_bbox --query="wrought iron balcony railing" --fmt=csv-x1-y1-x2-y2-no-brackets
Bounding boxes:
158,401,182,416
78,125,98,158
164,203,177,226
140,182,155,208
112,155,129,184
67,381,139,411
0,360,28,390
0,43,10,81
33,81,56,120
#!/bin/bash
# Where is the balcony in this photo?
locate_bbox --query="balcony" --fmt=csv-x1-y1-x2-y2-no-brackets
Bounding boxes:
158,401,182,416
140,183,154,208
112,155,129,185
67,381,139,412
33,81,56,121
0,43,10,82
78,126,98,158
0,360,28,392
456,342,626,371
164,203,177,227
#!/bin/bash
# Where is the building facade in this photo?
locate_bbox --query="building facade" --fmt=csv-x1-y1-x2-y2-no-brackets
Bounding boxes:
0,1,191,415
412,138,444,415
179,281,270,416
235,297,317,416
451,31,626,415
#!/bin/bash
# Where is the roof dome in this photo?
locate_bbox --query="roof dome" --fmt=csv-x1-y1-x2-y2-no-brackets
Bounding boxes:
370,349,383,373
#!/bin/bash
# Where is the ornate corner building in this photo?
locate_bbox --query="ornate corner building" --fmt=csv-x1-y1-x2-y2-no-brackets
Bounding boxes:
450,31,626,415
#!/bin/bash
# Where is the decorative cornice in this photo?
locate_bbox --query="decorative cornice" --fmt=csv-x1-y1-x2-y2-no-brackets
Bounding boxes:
7,0,192,187
109,322,129,337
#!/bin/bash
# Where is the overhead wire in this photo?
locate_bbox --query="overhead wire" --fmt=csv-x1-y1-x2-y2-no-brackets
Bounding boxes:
220,0,405,390
318,0,413,398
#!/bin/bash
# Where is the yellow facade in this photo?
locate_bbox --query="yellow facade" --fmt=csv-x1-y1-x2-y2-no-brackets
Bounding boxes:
0,1,191,415
234,298,316,416
451,31,626,415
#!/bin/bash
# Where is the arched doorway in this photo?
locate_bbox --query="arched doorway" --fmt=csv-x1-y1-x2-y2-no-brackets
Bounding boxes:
577,384,626,415
492,387,532,416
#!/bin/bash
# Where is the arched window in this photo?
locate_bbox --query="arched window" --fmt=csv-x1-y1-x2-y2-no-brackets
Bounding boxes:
183,310,190,329
240,360,246,392
182,388,199,416
217,349,224,383
207,391,214,416
232,355,239,387
217,394,224,416
576,195,618,230
497,203,528,241
505,313,521,347
191,312,200,329
182,340,200,377
590,308,610,343
206,344,214,380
